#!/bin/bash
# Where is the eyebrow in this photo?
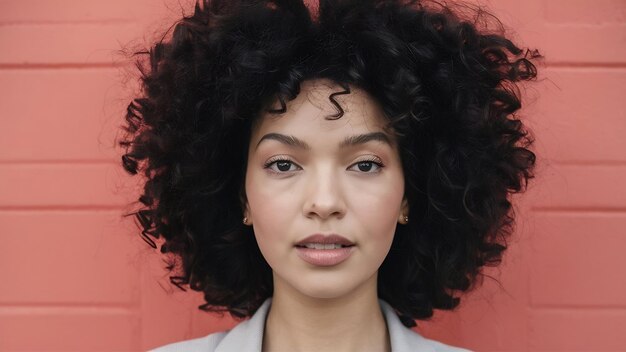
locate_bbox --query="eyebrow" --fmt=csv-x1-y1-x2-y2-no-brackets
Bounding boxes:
254,131,393,151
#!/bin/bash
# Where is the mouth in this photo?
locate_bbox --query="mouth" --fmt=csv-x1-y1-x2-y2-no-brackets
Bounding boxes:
294,233,356,247
294,244,356,249
294,244,356,266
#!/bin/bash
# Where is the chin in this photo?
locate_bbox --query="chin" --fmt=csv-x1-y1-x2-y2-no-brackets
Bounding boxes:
291,275,361,298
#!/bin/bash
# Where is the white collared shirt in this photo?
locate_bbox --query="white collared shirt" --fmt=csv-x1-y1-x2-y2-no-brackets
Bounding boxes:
149,297,473,351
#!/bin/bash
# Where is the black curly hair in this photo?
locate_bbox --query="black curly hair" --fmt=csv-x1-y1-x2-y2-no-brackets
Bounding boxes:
118,0,542,328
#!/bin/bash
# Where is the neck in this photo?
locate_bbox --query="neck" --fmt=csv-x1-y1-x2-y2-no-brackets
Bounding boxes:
262,273,391,352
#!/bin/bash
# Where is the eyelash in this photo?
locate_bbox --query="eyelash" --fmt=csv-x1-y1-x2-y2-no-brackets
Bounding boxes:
263,156,385,175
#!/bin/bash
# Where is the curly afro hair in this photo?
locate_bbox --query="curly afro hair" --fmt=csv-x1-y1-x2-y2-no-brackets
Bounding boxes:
118,0,542,328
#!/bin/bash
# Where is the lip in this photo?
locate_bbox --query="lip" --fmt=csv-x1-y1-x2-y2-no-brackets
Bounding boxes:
295,246,355,266
294,233,355,247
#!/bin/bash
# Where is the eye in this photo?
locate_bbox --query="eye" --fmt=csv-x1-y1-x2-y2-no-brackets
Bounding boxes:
263,157,301,174
263,156,385,175
348,157,384,173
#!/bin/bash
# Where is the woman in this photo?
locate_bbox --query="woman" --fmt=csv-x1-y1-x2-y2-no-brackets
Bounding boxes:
119,0,541,350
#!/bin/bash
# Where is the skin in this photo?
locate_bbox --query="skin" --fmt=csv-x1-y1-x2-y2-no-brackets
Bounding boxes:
243,78,409,352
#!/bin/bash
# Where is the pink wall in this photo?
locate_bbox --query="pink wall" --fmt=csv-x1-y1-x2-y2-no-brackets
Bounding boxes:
1,0,624,351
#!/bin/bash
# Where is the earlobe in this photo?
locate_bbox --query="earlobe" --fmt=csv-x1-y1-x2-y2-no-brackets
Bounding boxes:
242,206,252,226
239,187,252,225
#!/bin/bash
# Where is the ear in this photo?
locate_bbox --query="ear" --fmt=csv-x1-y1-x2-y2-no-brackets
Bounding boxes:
401,196,409,216
239,184,250,219
398,196,409,224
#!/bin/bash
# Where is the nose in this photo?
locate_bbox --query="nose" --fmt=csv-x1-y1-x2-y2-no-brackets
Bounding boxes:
302,165,346,221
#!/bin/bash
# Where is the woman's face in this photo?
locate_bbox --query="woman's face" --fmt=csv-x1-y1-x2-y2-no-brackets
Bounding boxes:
244,79,409,299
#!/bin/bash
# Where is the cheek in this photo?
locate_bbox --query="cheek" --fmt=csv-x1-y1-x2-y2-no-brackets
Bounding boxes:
353,174,404,231
356,190,401,224
246,172,297,222
355,200,399,273
350,174,404,261
355,192,400,256
245,170,297,260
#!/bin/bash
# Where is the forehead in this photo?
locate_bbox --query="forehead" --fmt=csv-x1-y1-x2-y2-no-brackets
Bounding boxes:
251,79,392,143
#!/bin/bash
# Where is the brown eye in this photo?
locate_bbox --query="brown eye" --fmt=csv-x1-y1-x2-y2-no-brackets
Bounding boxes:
264,157,300,174
356,161,376,172
263,157,384,175
276,160,293,172
349,160,384,173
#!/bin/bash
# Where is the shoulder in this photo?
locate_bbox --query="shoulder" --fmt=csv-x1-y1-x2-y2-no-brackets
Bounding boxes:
147,330,228,352
147,297,273,352
397,327,473,352
378,298,473,352
416,335,474,352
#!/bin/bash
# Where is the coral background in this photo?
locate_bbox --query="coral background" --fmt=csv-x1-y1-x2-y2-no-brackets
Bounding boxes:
1,0,624,351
